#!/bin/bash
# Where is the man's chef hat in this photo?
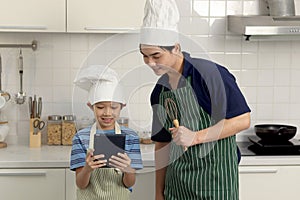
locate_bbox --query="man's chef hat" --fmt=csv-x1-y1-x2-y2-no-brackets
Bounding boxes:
74,65,125,106
140,0,180,46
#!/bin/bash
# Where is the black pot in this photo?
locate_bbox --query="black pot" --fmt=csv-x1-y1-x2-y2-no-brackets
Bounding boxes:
254,124,297,141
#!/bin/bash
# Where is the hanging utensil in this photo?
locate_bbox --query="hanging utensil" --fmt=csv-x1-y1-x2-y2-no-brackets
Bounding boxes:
28,96,33,118
15,49,26,104
164,97,187,151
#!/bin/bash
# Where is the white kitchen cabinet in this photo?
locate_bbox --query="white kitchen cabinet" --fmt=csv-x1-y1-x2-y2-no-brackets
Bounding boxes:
131,167,155,200
0,0,65,32
0,168,65,200
239,166,300,200
0,0,145,33
65,167,155,200
67,0,146,33
66,169,77,200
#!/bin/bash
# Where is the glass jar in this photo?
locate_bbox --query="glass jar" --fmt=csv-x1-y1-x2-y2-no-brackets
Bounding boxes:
117,117,129,127
77,116,95,130
140,131,153,144
47,115,62,145
62,115,77,145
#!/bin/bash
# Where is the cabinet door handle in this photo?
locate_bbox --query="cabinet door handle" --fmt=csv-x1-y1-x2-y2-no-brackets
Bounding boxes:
0,26,47,30
239,168,278,174
0,171,47,176
84,27,137,32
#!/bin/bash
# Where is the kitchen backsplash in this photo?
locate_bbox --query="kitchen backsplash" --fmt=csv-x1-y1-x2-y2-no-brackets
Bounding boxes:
1,0,300,143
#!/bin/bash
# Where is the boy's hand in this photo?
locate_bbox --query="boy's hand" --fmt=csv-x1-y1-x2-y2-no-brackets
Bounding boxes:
85,149,107,171
109,153,134,173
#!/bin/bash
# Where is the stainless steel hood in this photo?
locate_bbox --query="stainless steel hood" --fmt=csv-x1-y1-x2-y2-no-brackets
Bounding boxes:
227,15,300,40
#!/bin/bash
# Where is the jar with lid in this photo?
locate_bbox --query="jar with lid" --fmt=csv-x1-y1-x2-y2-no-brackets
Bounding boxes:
62,115,77,145
140,131,153,144
47,115,62,145
117,117,129,127
77,116,95,130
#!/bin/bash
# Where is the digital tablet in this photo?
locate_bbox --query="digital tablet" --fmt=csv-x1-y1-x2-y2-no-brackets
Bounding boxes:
94,134,126,167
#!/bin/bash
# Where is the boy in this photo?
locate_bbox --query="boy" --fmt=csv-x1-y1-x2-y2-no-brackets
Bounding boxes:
70,65,143,200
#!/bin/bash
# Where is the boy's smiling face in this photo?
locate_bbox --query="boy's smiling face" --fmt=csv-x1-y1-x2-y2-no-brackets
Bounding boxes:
93,101,122,130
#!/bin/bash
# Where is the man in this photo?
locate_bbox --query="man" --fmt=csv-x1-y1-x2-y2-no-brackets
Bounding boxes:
139,0,251,199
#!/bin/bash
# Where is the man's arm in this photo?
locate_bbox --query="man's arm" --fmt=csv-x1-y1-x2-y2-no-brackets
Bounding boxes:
170,112,251,147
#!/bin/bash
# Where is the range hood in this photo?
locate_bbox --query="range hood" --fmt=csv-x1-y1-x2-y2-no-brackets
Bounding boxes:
227,15,300,40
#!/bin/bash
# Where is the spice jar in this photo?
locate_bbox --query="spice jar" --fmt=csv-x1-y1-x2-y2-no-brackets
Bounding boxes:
47,115,62,145
62,115,77,145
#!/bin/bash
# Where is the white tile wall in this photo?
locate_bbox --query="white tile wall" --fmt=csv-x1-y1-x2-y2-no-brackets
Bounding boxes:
1,0,300,143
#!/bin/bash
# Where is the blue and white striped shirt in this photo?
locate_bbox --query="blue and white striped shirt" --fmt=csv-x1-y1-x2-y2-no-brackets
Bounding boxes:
70,126,143,171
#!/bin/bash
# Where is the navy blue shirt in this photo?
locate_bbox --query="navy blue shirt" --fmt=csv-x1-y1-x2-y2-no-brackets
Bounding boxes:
150,52,251,142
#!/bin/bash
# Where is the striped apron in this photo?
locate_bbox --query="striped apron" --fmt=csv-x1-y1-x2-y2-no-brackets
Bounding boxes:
158,77,239,200
76,122,130,200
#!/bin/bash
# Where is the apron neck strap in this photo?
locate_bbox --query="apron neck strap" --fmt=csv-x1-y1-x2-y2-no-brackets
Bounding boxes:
88,122,121,150
161,76,192,92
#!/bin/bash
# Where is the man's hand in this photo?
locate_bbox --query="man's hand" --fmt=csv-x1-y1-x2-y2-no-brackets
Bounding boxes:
169,126,197,147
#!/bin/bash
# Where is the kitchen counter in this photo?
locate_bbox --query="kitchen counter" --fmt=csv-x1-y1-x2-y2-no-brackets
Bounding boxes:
238,141,300,166
2,142,300,168
0,143,155,168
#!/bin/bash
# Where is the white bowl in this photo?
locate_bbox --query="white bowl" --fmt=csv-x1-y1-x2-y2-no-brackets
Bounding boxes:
0,96,6,110
0,123,9,142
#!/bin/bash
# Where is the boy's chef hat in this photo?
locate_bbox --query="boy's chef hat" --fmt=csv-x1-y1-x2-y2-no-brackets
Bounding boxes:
140,0,180,46
74,65,125,106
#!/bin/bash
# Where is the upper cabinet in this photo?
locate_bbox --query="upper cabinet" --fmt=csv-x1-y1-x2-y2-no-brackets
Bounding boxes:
0,0,66,32
0,0,145,33
67,0,146,33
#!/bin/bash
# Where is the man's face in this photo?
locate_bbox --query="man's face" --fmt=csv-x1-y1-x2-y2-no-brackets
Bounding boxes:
93,101,122,130
140,45,177,76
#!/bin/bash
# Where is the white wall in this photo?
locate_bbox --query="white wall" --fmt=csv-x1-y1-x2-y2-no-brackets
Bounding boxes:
1,0,300,143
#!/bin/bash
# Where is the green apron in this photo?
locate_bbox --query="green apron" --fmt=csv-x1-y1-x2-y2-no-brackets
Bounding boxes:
158,76,238,200
76,122,130,200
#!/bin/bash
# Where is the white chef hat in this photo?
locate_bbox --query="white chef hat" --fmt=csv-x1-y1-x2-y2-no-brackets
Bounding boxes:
74,65,125,106
140,0,180,46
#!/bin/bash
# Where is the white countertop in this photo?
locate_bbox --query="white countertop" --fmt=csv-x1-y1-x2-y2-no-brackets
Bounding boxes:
240,155,300,166
1,142,300,168
0,143,155,168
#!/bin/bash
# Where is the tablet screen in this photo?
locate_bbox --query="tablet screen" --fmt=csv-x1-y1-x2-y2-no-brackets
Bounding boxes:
94,134,126,167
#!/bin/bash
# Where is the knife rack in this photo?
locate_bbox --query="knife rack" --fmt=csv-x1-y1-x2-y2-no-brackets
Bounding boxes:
29,118,41,148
